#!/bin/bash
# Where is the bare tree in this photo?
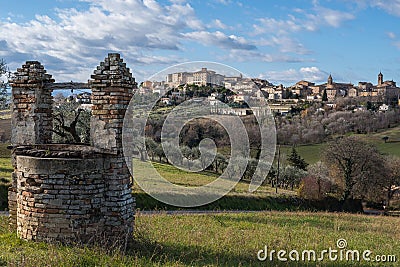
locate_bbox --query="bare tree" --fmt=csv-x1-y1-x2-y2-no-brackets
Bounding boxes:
305,161,333,199
323,136,386,203
384,156,400,208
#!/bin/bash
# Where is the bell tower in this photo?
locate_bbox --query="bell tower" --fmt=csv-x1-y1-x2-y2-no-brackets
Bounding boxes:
378,71,383,85
328,74,333,86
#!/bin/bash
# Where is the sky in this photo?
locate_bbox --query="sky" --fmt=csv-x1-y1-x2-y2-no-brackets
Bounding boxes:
0,0,400,86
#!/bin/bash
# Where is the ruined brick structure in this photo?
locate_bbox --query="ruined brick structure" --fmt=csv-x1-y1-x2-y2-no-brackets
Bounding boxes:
8,53,136,244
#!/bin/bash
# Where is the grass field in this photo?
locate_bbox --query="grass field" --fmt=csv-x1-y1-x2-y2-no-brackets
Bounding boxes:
0,143,11,210
279,125,400,165
280,144,324,165
359,126,400,157
0,118,11,144
132,161,311,211
0,125,399,211
0,211,398,266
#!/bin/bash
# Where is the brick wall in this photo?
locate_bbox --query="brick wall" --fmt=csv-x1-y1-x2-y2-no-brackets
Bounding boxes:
9,53,136,245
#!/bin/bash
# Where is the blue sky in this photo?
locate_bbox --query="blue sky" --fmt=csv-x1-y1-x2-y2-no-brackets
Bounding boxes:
0,0,400,86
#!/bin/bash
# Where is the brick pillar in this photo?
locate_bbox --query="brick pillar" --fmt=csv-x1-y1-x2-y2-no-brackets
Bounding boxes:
8,61,54,229
10,61,54,145
90,53,136,239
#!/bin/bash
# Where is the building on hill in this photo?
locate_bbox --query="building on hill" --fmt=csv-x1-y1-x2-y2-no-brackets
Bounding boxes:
166,68,226,88
353,72,399,105
357,82,374,97
166,72,192,88
265,84,286,100
321,74,353,101
141,80,153,89
375,72,399,105
290,80,314,98
348,87,358,97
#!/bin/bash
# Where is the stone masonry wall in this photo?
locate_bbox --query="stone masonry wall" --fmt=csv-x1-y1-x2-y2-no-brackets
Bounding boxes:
9,61,54,229
16,155,106,242
90,53,136,238
10,61,54,145
9,53,137,244
90,53,136,152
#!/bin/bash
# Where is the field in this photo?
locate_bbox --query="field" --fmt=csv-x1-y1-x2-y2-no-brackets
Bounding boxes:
0,211,399,266
280,144,324,165
2,124,400,211
0,116,399,266
360,126,400,157
0,143,11,210
279,125,400,165
0,118,11,144
132,162,310,211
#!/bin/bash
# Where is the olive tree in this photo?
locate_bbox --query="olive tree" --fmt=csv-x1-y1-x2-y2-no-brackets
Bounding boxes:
0,59,11,110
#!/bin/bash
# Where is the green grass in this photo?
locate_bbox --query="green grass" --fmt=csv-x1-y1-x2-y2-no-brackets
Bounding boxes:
0,143,11,158
132,161,309,211
0,212,399,266
0,158,12,180
0,145,12,210
280,144,324,165
278,126,400,165
358,126,400,157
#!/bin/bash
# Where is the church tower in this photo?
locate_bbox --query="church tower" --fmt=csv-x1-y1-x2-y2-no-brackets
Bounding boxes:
378,71,383,85
328,74,333,86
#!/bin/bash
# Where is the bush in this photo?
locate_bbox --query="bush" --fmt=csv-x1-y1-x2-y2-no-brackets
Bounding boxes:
298,175,332,200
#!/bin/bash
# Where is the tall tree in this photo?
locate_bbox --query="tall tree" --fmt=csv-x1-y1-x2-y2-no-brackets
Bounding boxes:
383,156,400,208
281,165,307,190
322,88,328,102
301,161,333,200
287,146,308,171
145,138,158,161
323,136,385,203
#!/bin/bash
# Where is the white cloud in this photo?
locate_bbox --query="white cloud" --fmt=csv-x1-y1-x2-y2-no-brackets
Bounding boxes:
347,0,400,17
257,36,310,55
311,7,355,28
372,0,400,16
387,32,397,39
263,67,327,84
253,17,302,35
209,19,228,30
252,4,354,56
253,5,355,36
221,49,311,63
181,31,256,50
214,0,232,5
0,0,204,81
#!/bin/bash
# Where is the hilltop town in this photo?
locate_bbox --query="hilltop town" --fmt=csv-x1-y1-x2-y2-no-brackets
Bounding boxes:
136,67,400,115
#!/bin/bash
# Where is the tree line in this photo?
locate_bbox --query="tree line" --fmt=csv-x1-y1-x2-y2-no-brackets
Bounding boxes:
276,102,400,145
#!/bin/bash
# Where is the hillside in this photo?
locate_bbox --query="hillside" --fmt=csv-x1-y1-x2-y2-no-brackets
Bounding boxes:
278,125,400,165
0,212,399,266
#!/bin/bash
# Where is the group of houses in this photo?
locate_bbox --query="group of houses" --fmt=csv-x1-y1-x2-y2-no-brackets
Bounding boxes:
253,71,399,106
62,69,399,116
139,69,400,107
